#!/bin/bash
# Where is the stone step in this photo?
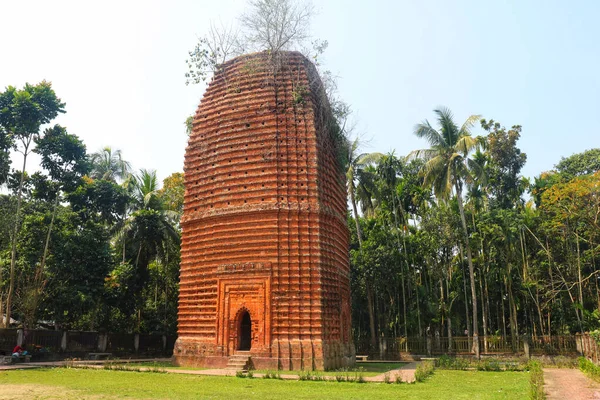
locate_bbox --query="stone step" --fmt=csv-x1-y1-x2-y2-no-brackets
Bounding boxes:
226,354,251,371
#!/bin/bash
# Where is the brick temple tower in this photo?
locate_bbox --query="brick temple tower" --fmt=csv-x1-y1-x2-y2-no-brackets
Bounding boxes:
174,51,355,370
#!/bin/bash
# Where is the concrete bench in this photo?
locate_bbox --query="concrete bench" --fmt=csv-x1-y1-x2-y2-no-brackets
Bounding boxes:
356,355,369,362
3,355,31,364
1,356,14,365
87,353,113,360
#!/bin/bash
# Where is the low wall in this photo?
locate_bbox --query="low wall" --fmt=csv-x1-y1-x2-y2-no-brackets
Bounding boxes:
577,333,599,364
355,335,583,360
0,328,176,359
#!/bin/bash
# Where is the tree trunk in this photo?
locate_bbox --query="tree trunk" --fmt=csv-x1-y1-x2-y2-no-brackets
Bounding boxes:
576,235,584,332
350,186,377,347
500,276,507,339
479,269,488,353
391,192,408,346
455,183,479,357
460,244,470,338
445,275,453,352
5,140,31,328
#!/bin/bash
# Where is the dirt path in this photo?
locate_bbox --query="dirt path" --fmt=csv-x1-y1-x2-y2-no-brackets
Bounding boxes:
366,361,417,383
544,368,600,400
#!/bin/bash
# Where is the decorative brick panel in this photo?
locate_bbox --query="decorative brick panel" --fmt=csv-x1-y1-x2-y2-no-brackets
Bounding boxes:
174,51,355,370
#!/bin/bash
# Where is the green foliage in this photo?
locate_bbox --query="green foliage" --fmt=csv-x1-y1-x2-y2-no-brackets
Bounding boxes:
262,371,282,379
0,125,12,185
235,370,246,378
527,360,545,400
438,355,469,370
591,330,600,345
579,357,600,382
414,361,435,382
0,81,65,139
158,172,184,217
477,359,501,372
480,119,527,209
89,147,131,183
555,148,600,180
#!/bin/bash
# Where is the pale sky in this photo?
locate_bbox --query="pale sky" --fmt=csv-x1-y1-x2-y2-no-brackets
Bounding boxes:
1,0,599,184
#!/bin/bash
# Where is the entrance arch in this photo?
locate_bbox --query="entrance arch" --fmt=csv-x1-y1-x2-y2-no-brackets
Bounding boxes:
238,311,252,351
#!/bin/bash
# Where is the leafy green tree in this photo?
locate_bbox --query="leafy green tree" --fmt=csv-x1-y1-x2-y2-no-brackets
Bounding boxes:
158,172,185,218
555,148,600,181
412,107,484,356
0,81,65,327
481,120,527,209
17,125,88,327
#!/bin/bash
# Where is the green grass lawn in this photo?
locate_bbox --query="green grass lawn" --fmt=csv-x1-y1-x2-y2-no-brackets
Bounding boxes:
121,360,208,370
124,361,403,376
254,362,407,377
0,368,528,399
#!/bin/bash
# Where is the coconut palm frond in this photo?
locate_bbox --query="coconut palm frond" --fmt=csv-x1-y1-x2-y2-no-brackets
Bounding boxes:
356,152,384,166
409,148,438,162
414,120,446,148
434,107,459,146
459,114,482,137
467,157,487,187
455,135,479,156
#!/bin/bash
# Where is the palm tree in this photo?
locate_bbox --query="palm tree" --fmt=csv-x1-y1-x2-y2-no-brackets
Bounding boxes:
346,137,383,347
411,107,484,357
90,147,132,183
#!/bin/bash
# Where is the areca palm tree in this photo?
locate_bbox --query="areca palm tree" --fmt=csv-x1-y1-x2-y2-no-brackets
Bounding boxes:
346,137,383,347
90,146,131,183
411,107,484,357
116,169,179,330
355,164,380,217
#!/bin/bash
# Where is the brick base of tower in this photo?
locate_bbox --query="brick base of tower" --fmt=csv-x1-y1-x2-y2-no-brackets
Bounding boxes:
173,338,355,371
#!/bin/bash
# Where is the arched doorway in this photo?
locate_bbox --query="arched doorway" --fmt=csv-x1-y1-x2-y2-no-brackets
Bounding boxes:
238,311,252,351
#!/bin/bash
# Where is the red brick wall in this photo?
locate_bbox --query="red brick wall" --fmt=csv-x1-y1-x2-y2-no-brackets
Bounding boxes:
174,51,354,370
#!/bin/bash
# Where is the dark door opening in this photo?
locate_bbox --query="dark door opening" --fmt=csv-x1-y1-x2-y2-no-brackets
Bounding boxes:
238,311,252,351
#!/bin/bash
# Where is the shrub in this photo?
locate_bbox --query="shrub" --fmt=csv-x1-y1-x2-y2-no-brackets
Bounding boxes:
298,371,312,381
477,359,501,372
235,370,246,378
383,373,391,384
438,355,470,370
527,360,545,400
579,357,600,382
414,361,435,382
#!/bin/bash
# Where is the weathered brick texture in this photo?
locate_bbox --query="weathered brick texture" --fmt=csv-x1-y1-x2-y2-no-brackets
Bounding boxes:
174,51,355,370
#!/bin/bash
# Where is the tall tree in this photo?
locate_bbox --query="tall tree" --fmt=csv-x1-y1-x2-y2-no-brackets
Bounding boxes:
0,81,65,327
20,125,89,327
346,137,382,346
412,107,484,357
